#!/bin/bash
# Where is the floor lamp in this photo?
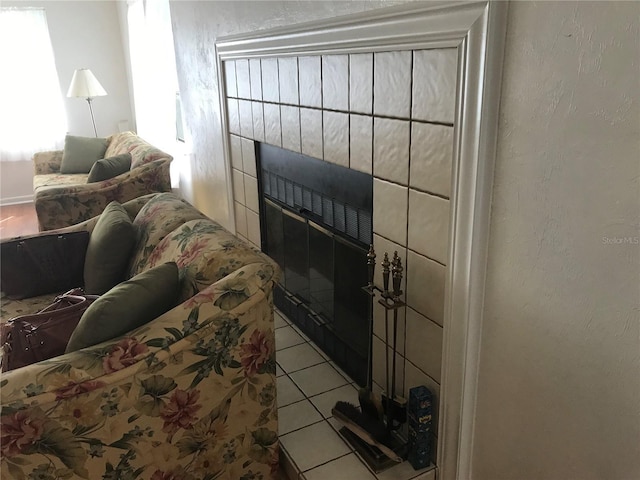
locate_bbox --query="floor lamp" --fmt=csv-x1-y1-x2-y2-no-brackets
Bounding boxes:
67,68,107,137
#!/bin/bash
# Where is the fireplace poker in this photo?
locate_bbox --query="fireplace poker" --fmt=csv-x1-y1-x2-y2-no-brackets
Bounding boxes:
390,253,403,415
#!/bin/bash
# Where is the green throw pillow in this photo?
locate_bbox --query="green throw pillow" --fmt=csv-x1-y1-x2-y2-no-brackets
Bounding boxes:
66,262,180,353
87,153,132,183
60,135,108,174
83,201,136,295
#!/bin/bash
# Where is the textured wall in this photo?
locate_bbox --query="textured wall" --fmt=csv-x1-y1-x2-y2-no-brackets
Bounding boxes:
169,1,405,228
473,2,640,479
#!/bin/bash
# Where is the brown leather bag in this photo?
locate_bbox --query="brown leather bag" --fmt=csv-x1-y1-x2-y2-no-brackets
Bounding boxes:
0,288,99,372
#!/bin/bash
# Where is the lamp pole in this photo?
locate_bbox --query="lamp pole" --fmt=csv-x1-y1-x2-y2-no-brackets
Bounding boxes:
86,97,98,137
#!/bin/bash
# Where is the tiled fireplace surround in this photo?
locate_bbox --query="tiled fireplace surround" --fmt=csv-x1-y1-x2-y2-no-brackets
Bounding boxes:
225,48,456,479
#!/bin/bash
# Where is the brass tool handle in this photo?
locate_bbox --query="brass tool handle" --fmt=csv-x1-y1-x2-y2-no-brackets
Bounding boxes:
391,253,403,300
382,253,390,296
367,244,376,287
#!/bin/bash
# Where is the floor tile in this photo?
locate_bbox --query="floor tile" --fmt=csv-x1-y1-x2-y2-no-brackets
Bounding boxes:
275,325,305,351
290,363,349,397
277,343,325,373
277,375,305,407
375,458,434,480
275,312,289,329
279,399,323,435
276,364,285,377
309,384,359,419
281,421,351,472
304,453,376,480
289,322,311,342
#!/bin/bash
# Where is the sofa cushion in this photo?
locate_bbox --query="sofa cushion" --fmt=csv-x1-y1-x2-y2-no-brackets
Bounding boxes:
66,262,180,352
87,153,132,183
60,135,108,174
127,193,206,277
84,201,136,295
104,131,172,169
145,218,267,301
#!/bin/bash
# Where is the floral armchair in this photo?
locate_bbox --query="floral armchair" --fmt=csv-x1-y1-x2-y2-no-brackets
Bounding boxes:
33,132,172,231
1,193,280,479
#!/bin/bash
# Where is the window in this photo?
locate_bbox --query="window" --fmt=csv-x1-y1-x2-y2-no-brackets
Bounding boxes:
0,8,67,162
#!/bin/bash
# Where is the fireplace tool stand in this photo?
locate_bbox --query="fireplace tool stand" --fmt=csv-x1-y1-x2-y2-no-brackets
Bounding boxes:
332,245,408,473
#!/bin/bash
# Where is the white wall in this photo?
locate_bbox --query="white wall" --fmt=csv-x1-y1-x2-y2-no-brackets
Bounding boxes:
171,2,639,478
1,0,133,204
473,2,640,480
170,0,404,229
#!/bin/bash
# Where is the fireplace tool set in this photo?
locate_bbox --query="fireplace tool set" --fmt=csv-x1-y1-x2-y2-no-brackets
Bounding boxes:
332,245,409,472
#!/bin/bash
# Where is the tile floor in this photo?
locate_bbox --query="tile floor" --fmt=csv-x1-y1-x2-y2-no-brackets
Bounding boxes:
275,309,436,480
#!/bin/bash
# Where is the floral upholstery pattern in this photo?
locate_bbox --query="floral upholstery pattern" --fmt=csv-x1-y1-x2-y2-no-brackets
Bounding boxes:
33,133,173,232
1,193,281,479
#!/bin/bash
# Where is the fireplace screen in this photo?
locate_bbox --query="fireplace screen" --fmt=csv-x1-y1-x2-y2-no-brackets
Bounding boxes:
257,143,373,386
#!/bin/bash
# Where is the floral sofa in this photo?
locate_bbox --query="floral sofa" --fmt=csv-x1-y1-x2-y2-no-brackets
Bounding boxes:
1,193,280,480
33,132,173,231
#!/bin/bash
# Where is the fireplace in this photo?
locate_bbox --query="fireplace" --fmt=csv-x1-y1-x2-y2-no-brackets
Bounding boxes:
257,143,373,386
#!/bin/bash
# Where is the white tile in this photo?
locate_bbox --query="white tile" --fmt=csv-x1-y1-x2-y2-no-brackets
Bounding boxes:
299,56,322,108
275,312,288,329
276,325,305,350
227,97,240,135
261,57,279,103
305,453,376,480
405,250,445,326
350,53,373,114
244,174,259,213
289,322,310,342
281,421,351,472
372,335,405,400
234,202,247,238
224,60,237,98
373,178,408,246
350,114,372,174
277,342,325,374
413,48,458,124
403,359,440,435
329,361,353,383
263,103,282,147
310,342,330,361
300,108,323,160
251,101,265,142
408,190,450,265
374,117,410,185
276,364,285,377
290,363,348,397
241,137,257,177
279,399,323,435
239,99,253,139
372,234,407,303
374,51,412,118
375,459,435,480
275,309,290,326
278,57,299,105
410,123,453,198
405,308,443,384
323,111,349,168
277,375,305,407
235,59,251,99
232,168,245,205
249,58,262,101
322,54,349,111
229,134,242,170
281,105,301,153
309,384,359,419
246,209,261,248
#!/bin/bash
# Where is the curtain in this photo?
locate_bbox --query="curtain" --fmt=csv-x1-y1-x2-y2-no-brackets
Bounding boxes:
127,0,179,157
0,8,67,162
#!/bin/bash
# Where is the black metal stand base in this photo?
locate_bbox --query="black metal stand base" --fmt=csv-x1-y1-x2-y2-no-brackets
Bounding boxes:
339,427,408,473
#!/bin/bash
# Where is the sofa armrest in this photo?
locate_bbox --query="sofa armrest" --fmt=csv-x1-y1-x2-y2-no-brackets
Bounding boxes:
34,159,172,231
0,262,280,479
33,150,63,175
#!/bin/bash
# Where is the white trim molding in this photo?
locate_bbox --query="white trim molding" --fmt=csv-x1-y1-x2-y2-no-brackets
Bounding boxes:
216,2,508,479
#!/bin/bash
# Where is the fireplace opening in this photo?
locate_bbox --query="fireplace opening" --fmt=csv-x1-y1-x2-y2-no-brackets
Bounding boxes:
257,143,373,386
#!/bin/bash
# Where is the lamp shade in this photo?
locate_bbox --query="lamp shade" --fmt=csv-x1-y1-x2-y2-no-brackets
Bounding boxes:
67,68,107,98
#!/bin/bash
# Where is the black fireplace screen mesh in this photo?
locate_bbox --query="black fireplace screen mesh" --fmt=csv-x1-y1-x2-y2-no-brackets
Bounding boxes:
257,143,373,386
